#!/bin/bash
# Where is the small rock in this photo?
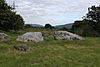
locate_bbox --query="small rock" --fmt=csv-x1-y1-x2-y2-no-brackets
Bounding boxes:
13,44,30,51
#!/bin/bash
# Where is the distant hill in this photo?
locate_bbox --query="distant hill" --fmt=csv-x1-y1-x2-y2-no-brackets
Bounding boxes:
29,24,43,28
54,23,73,29
26,23,73,29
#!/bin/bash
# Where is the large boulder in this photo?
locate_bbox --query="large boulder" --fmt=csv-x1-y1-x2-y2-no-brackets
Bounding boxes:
0,33,9,41
54,31,83,40
17,32,44,42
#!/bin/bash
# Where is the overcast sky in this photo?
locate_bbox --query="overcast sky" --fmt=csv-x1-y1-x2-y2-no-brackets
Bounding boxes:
6,0,100,25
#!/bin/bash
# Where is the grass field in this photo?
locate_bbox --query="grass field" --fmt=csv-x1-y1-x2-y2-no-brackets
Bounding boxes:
0,30,100,67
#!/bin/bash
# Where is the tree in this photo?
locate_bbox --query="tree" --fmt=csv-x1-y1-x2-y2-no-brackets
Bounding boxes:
0,0,24,31
13,14,24,31
84,5,100,33
45,24,53,29
72,5,100,36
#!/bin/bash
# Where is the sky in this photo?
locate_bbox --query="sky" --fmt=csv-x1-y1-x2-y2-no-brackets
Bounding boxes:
6,0,100,26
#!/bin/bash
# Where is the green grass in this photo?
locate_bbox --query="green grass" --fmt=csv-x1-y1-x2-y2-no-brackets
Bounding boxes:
0,31,100,67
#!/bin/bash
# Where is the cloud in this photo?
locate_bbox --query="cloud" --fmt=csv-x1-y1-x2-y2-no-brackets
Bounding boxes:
6,0,100,25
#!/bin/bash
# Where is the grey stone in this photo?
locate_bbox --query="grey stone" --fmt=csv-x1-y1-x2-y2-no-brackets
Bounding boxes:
54,31,83,40
13,44,29,51
0,33,9,41
17,32,44,42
